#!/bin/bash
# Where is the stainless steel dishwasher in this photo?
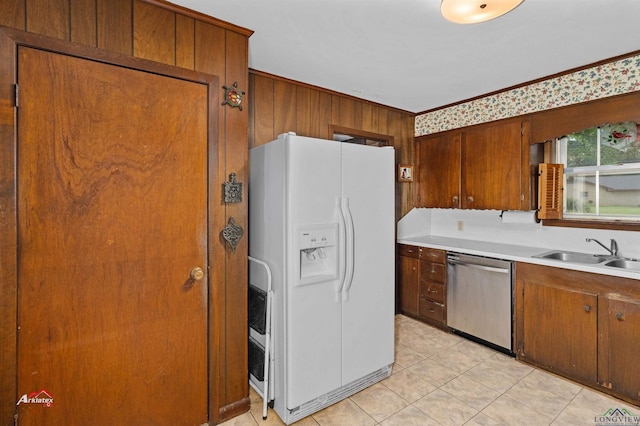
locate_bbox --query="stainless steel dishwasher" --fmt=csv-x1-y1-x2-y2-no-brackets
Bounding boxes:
446,252,514,354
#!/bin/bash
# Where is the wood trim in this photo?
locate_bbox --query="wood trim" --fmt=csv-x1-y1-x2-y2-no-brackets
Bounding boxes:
0,25,18,426
542,219,640,232
141,0,254,36
218,397,251,423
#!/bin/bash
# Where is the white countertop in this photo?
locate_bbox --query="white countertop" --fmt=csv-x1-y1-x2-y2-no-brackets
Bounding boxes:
397,235,640,281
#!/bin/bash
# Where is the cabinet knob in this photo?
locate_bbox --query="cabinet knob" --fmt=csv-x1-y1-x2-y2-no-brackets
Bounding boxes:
452,196,459,205
616,312,624,321
190,267,205,281
583,305,591,312
466,196,474,203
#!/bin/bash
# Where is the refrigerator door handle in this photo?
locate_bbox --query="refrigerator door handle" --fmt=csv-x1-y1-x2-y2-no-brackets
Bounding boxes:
335,197,347,303
342,197,355,301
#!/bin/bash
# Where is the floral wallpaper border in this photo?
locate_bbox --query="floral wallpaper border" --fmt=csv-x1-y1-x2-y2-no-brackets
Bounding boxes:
415,54,640,137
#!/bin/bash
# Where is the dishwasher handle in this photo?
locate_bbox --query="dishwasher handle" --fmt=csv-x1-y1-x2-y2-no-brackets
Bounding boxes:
447,258,510,274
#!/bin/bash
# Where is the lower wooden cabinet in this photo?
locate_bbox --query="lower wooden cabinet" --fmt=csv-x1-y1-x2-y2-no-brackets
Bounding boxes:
399,254,419,316
516,262,640,405
398,244,447,328
599,296,640,401
520,279,597,383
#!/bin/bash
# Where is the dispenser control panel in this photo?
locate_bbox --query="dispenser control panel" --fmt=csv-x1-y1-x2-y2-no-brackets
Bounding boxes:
297,223,339,285
299,230,334,249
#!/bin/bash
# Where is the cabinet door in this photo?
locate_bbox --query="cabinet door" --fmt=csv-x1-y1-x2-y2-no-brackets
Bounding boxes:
416,133,461,208
461,120,523,210
399,256,419,317
600,296,640,403
522,280,597,384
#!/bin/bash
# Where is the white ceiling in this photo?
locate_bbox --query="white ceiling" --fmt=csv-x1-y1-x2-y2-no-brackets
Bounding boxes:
170,0,640,113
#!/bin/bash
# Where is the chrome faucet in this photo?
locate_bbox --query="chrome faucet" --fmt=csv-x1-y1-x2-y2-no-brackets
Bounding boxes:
586,238,619,257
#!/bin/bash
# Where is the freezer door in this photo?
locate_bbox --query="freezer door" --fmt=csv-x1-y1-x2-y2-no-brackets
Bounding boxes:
285,136,343,408
340,144,395,384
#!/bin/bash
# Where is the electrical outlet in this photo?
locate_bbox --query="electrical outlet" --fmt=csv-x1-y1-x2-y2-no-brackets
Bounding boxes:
457,221,464,231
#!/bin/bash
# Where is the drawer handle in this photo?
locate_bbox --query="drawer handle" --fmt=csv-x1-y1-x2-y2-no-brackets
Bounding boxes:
583,305,591,312
616,312,624,321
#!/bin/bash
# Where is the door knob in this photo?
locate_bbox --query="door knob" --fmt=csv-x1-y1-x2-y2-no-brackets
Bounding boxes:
190,267,205,281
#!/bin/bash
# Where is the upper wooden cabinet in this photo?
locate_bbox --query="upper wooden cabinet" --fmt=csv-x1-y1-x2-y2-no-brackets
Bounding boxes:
416,133,461,208
461,120,526,210
416,119,541,211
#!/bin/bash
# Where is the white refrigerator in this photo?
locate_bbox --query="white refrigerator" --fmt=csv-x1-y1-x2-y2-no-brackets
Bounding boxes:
249,132,395,424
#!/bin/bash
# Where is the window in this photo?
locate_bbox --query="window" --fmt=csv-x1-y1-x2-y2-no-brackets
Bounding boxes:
555,122,640,222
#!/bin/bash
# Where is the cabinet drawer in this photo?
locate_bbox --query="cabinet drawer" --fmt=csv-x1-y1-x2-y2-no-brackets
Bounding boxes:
420,248,445,263
420,282,445,304
419,300,445,323
420,262,445,283
399,244,420,259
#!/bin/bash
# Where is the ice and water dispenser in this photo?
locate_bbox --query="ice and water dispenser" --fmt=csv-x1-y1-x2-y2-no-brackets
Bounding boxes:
297,224,338,285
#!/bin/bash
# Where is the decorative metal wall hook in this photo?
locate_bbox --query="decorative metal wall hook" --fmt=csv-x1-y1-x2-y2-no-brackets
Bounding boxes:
224,173,243,204
222,81,245,111
221,217,243,252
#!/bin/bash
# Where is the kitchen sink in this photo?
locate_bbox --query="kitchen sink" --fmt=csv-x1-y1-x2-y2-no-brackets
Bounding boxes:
603,259,640,272
533,250,611,264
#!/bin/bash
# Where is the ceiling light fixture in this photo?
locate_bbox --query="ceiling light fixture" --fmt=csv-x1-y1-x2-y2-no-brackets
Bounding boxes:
441,0,523,24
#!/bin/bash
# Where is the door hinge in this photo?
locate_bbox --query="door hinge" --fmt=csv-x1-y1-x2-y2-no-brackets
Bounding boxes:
14,84,19,107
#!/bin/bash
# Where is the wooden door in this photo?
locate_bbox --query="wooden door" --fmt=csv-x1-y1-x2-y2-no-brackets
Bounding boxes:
600,296,640,403
522,280,597,384
16,46,210,425
416,133,461,208
461,120,522,210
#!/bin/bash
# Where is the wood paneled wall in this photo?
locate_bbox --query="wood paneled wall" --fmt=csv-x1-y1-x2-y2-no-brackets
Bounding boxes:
0,0,251,423
248,71,416,220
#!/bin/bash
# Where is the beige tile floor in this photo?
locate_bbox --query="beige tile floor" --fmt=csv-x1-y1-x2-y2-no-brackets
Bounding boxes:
222,314,639,425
